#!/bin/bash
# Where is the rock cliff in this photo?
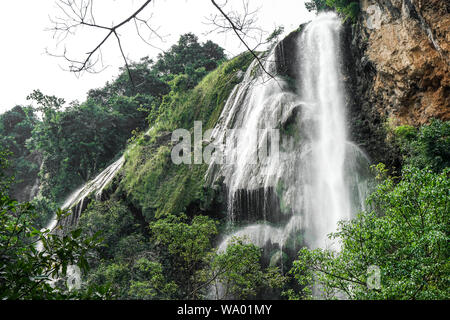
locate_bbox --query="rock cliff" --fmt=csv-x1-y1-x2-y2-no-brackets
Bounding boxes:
343,0,449,169
355,0,449,126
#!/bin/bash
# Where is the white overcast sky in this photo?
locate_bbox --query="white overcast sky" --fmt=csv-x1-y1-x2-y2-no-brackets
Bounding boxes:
0,0,315,114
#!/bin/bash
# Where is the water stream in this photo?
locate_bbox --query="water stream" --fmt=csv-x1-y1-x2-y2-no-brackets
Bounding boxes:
209,12,371,280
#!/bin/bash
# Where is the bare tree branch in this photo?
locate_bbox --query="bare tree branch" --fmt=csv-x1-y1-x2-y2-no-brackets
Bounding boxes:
209,0,276,80
48,0,164,88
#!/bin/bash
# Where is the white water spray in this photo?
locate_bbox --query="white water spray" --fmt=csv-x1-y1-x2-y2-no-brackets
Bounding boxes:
300,12,351,250
209,12,371,265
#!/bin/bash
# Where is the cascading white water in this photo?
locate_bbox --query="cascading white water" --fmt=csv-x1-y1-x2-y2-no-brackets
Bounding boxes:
299,12,350,250
34,154,125,289
208,51,304,256
36,155,125,251
208,12,371,273
36,126,156,250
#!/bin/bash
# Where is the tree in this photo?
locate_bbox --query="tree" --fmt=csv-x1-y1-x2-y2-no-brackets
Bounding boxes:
289,166,450,300
0,149,14,194
305,0,332,12
149,215,286,299
206,237,286,300
149,214,218,299
0,106,39,201
305,0,360,22
153,33,225,78
0,151,105,299
48,0,158,86
27,90,149,201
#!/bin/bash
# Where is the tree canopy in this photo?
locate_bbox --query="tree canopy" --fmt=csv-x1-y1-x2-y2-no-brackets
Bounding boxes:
288,166,450,300
0,151,106,299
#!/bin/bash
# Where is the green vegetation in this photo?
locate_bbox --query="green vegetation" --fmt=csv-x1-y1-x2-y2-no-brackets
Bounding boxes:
71,48,270,300
0,33,226,207
149,214,217,299
288,120,450,300
59,39,255,300
0,106,39,201
27,90,151,202
149,215,285,299
0,33,244,300
120,52,254,220
1,25,448,301
0,151,106,299
305,0,360,23
78,203,284,299
78,199,169,299
394,119,450,173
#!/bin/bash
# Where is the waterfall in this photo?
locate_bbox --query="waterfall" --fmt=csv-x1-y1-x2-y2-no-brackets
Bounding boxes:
28,177,40,200
36,126,156,250
36,155,125,251
208,12,371,278
34,154,125,289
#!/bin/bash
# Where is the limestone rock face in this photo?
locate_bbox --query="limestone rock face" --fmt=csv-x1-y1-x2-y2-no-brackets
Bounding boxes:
356,0,449,126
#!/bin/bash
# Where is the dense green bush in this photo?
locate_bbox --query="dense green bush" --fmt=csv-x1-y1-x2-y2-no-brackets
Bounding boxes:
305,0,360,22
88,57,170,100
78,200,143,260
289,166,450,299
395,119,450,173
154,33,225,78
29,196,59,230
13,33,228,205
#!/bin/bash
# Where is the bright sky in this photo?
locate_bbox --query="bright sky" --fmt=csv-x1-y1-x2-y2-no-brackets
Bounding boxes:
0,0,314,114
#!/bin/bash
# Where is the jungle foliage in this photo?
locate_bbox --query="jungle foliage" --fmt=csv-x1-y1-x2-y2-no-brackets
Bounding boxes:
0,151,107,299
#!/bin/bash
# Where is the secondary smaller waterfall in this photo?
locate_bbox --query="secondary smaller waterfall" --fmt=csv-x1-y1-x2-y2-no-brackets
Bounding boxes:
207,12,371,276
36,155,125,251
36,126,157,251
34,154,125,289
